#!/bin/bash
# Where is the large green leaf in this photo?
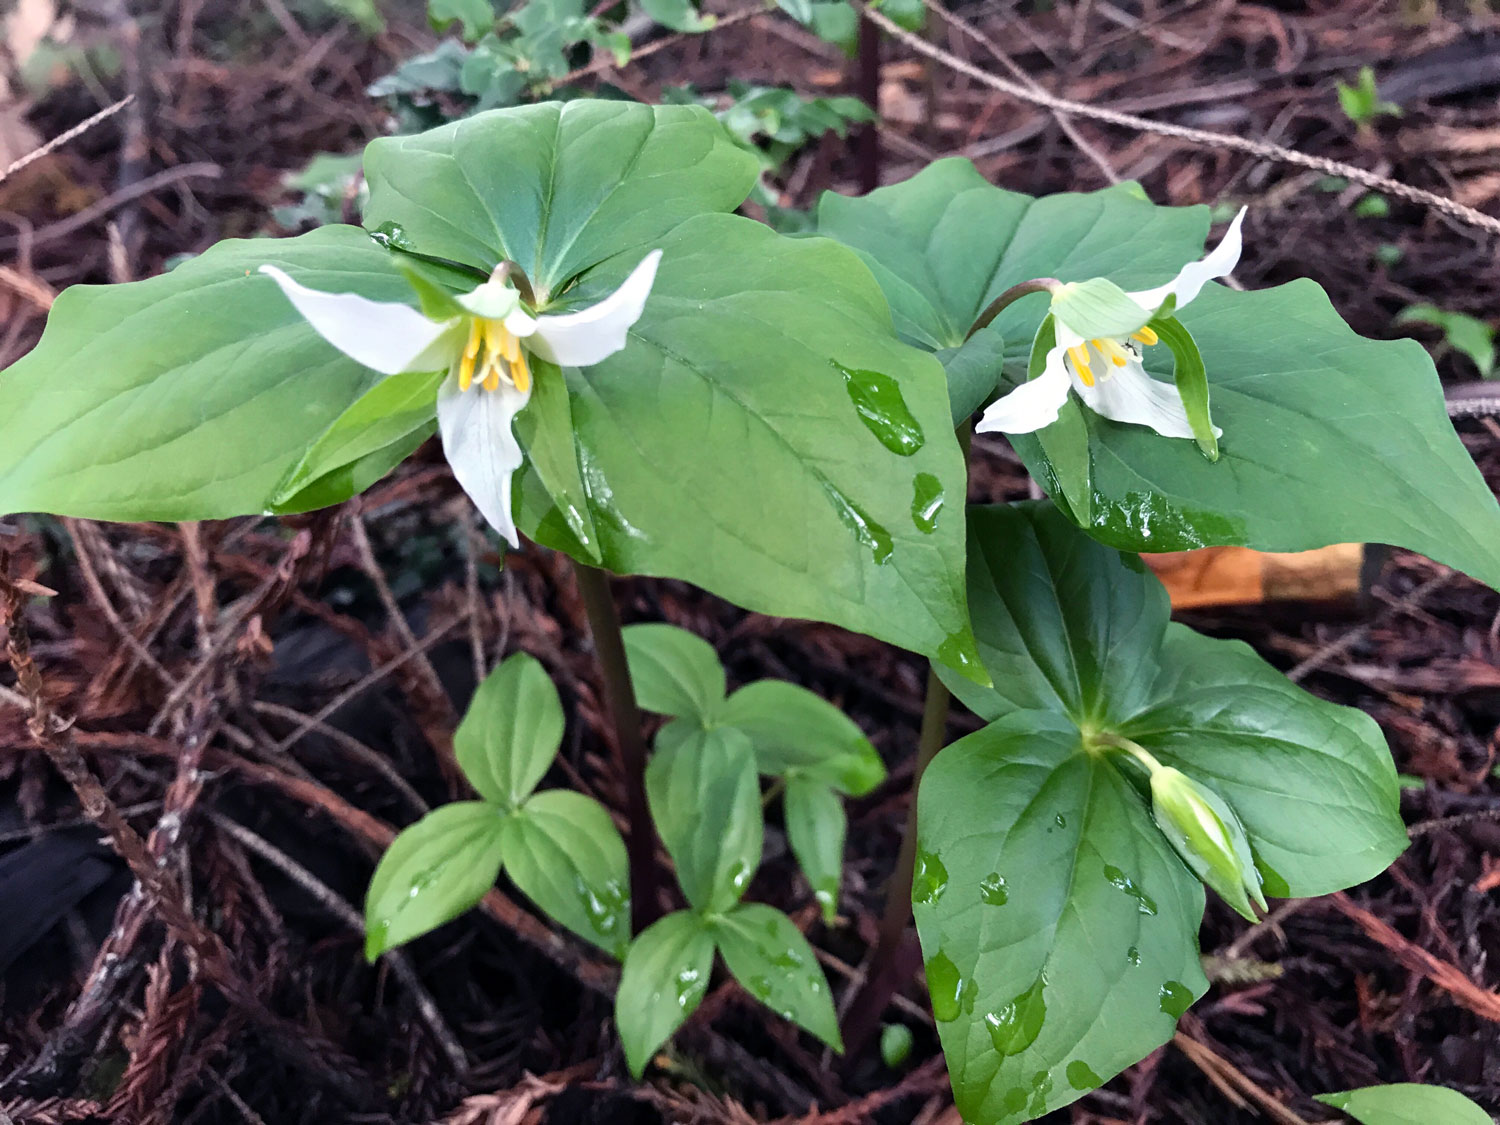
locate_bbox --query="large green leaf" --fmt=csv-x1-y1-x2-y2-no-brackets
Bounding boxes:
523,213,983,681
921,502,1406,1121
710,903,842,1050
815,159,1207,354
364,801,508,958
0,227,413,521
455,652,565,808
915,713,1206,1125
645,725,763,913
1315,1084,1493,1125
502,790,630,958
362,100,759,297
1012,280,1500,590
615,910,716,1078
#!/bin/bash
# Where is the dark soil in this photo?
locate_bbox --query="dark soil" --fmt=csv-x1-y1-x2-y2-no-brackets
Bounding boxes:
3,0,1500,1121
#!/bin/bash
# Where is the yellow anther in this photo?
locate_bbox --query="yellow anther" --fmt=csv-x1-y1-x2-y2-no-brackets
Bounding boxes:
511,349,531,394
1097,338,1130,367
1132,326,1159,347
1067,344,1095,387
464,319,483,360
481,358,501,393
458,351,478,392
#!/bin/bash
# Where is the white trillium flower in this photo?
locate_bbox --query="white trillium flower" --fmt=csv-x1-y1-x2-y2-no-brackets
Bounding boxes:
976,207,1246,439
261,250,662,548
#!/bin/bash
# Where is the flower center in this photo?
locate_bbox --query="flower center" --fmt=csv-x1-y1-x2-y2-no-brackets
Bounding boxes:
458,317,531,395
1065,325,1158,387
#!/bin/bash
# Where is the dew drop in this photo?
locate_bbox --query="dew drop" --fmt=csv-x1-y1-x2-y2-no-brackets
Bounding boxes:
984,974,1046,1056
1066,1060,1102,1091
821,483,894,564
369,221,414,251
1103,864,1158,916
1054,813,1067,829
912,849,949,906
838,363,926,456
911,473,944,534
937,627,986,685
979,872,1009,906
748,975,774,1001
1126,946,1141,967
1159,980,1194,1018
925,951,973,1022
1003,1087,1029,1114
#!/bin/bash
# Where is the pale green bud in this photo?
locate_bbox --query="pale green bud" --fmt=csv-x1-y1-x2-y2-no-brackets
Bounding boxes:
1150,767,1266,922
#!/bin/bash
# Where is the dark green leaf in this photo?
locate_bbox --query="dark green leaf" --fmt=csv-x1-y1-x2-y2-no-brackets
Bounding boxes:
365,802,508,958
645,726,762,912
616,910,716,1077
503,790,630,958
456,653,565,808
711,903,842,1050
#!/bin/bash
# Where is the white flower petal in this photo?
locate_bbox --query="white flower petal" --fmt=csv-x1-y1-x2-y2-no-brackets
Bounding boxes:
1126,206,1247,313
260,265,458,375
1074,359,1199,439
975,348,1073,435
528,250,662,367
437,372,530,548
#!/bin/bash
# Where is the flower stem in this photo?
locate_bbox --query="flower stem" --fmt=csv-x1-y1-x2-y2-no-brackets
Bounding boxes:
572,560,659,934
840,424,971,1057
965,277,1062,341
494,260,538,308
1089,729,1165,774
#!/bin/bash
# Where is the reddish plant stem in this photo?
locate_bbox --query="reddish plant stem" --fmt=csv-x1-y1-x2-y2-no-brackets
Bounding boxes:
854,14,881,193
572,561,660,934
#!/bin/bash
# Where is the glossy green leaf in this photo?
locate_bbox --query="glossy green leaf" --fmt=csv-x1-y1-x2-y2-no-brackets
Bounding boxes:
815,158,1207,356
523,213,981,682
621,622,726,722
720,680,885,794
783,776,846,921
710,903,842,1050
1149,314,1216,460
0,227,414,521
616,910,716,1078
1315,1084,1492,1125
364,802,508,958
915,713,1206,1124
512,360,601,561
271,367,444,513
362,101,759,295
1014,281,1500,590
645,726,762,913
502,790,630,958
456,653,565,808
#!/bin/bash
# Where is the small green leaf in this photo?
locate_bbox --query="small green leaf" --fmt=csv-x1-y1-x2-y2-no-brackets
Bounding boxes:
365,802,507,958
1148,315,1217,460
719,680,885,794
616,910,716,1078
808,0,857,51
272,368,445,513
429,0,495,39
783,777,846,921
639,0,716,31
881,1023,915,1068
456,653,565,807
503,790,630,958
646,726,763,912
1315,1084,1492,1125
513,361,601,561
710,903,842,1050
1396,304,1496,378
621,623,726,722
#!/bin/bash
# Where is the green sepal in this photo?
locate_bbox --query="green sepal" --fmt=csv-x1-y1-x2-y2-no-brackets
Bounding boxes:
1050,278,1151,341
399,262,469,322
1149,315,1218,461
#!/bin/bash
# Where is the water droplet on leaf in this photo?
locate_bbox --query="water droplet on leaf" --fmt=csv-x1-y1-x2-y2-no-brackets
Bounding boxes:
912,849,949,905
838,363,926,455
925,951,973,1022
984,974,1046,1056
1126,945,1141,967
911,473,944,533
979,872,1009,906
821,483,893,564
1066,1060,1102,1091
1159,980,1194,1018
1103,864,1158,916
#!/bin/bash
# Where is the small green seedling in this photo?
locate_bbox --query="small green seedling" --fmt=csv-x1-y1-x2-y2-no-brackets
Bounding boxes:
1396,304,1496,377
1336,66,1401,129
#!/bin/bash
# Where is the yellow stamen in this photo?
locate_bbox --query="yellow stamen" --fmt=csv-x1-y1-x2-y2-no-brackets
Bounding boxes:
1097,338,1130,367
458,352,477,392
1067,344,1095,387
481,357,501,393
1132,326,1159,347
458,320,483,391
510,349,531,394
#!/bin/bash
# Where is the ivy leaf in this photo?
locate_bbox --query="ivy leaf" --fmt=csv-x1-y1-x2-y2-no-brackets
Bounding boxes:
503,790,630,958
616,910,716,1078
456,653,565,808
645,726,763,913
364,802,507,958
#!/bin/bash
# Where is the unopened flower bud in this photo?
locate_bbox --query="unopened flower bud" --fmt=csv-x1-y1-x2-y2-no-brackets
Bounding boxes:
1150,767,1266,922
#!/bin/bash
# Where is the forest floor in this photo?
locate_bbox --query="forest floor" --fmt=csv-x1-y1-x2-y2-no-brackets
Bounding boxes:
3,0,1500,1121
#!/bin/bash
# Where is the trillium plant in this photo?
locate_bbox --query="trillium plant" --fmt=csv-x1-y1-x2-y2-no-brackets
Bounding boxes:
5,101,1500,1124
